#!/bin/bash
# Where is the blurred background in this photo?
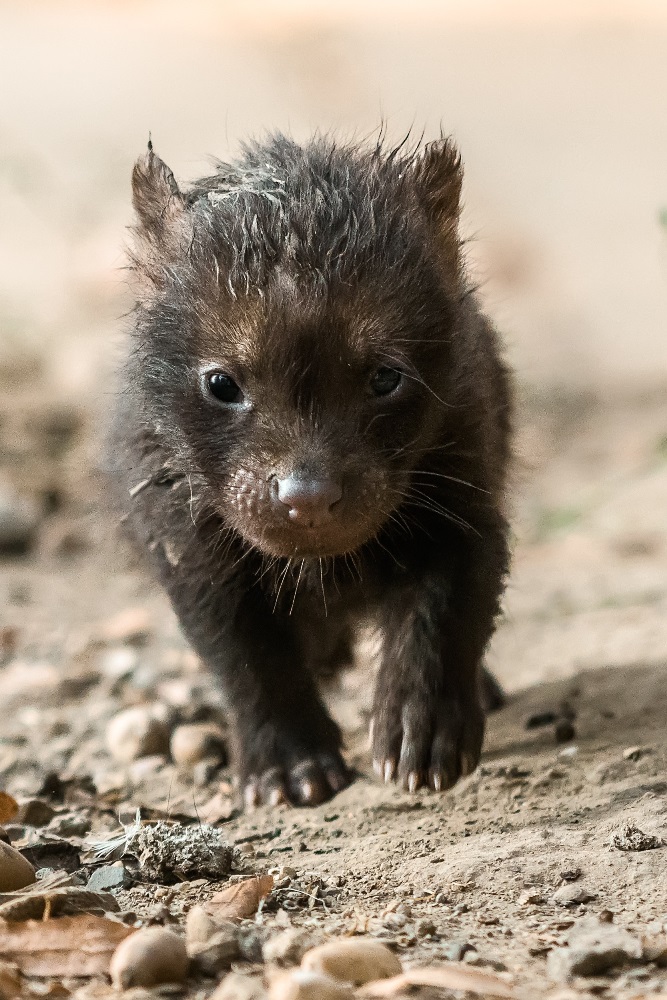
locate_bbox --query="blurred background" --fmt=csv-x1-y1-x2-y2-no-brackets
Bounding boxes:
0,0,666,690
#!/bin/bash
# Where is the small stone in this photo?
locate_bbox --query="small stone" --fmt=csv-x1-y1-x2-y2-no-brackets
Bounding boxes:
440,941,474,961
100,607,152,646
518,888,545,906
0,840,36,892
301,939,401,985
270,970,354,1000
0,483,41,555
189,928,240,975
186,904,222,947
554,720,576,744
212,973,267,1000
416,918,436,937
171,722,227,767
15,799,56,828
99,646,139,680
610,822,664,852
105,705,170,763
623,745,651,761
552,884,597,907
47,812,91,838
643,936,667,966
109,928,189,988
264,929,314,966
547,920,642,980
87,864,134,892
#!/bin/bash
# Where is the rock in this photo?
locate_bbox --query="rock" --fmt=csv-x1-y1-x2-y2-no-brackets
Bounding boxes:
416,918,436,937
301,939,401,985
0,841,36,892
109,928,189,988
440,941,474,962
47,812,91,838
20,839,80,873
518,888,545,906
212,973,267,1000
186,904,222,947
86,864,134,892
124,820,233,882
0,483,41,555
552,884,597,907
105,706,170,763
15,799,55,828
264,928,314,966
555,720,576,744
643,936,667,966
100,607,152,646
610,822,664,851
547,919,642,981
189,928,240,975
170,722,227,767
270,970,354,1000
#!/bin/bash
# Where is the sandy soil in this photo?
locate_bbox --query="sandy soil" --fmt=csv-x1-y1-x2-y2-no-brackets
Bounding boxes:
1,3,666,998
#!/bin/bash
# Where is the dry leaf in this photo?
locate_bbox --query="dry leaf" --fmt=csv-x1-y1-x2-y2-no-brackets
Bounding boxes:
0,914,132,976
360,963,515,998
0,794,18,825
204,875,274,922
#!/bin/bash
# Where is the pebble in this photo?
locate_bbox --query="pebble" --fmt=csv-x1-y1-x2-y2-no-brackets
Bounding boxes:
186,904,222,947
212,973,267,1000
15,799,56,827
263,928,314,966
547,919,642,980
552,884,597,907
109,928,189,989
170,722,227,766
86,863,134,892
0,483,41,554
518,888,545,906
189,928,240,975
47,812,91,838
416,918,436,937
100,607,152,646
301,939,401,985
0,840,37,892
105,705,170,763
270,970,355,1000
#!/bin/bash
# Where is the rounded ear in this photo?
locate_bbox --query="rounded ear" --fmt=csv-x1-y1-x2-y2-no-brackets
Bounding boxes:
132,142,184,234
413,136,462,229
412,137,463,281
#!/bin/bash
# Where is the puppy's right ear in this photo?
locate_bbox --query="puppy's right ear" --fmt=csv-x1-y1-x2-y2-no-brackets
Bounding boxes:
132,141,184,234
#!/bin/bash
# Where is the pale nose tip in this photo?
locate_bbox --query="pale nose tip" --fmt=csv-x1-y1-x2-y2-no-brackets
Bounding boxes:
276,476,342,525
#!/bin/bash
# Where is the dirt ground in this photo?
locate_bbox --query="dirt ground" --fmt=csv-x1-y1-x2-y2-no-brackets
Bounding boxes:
1,2,667,998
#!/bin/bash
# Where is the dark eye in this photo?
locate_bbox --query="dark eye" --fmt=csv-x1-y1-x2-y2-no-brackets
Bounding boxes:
206,372,244,404
369,366,402,397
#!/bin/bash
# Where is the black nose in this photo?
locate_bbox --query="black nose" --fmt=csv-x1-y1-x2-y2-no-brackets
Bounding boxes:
275,475,342,527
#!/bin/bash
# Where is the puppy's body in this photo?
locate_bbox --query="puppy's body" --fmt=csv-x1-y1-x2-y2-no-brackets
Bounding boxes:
113,134,512,807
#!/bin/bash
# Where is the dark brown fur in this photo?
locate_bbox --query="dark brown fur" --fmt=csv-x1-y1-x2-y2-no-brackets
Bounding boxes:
111,133,513,807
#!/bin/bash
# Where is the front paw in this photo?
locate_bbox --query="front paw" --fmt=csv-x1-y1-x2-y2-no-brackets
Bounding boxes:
371,686,484,792
238,724,351,808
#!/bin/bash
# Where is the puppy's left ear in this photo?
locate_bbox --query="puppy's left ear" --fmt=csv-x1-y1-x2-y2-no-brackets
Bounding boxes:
132,141,184,236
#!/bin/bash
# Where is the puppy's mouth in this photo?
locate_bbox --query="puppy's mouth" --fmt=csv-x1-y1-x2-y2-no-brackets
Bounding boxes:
239,519,376,560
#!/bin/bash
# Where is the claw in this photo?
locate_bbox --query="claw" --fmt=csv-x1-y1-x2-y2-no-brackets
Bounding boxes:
407,771,420,793
430,770,443,792
244,782,259,810
383,759,396,783
269,786,285,806
460,752,477,778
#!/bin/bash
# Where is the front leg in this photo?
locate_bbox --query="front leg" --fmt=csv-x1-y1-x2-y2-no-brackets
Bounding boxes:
371,519,509,791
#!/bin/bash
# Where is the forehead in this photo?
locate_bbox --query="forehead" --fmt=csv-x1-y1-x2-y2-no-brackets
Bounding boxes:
195,265,402,374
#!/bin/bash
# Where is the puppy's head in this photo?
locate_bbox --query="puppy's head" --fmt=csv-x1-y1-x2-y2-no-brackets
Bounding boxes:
130,134,465,558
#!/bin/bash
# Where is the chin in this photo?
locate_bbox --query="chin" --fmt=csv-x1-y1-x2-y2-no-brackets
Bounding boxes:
239,523,378,561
